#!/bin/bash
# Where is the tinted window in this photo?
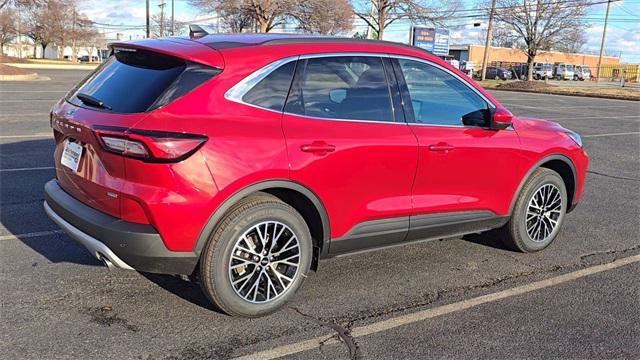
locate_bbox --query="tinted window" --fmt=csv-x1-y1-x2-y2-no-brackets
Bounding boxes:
397,59,489,127
68,48,217,113
243,61,296,111
285,56,393,122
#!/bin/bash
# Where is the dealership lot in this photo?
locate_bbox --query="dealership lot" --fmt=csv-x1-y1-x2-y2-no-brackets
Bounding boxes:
1,69,638,359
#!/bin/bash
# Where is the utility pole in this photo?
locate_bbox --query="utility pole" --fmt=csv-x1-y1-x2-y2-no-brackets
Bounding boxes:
146,0,150,38
159,1,166,37
16,7,22,58
171,0,175,36
72,9,77,62
480,0,497,81
596,0,611,83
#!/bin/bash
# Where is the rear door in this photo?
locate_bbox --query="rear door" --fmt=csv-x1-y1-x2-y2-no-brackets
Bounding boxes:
281,55,418,252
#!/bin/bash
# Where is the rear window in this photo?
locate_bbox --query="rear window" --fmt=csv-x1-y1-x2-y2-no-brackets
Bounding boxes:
67,48,219,113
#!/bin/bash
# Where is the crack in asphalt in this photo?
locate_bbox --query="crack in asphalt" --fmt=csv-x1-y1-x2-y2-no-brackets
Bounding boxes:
587,170,639,182
291,307,362,359
580,244,640,264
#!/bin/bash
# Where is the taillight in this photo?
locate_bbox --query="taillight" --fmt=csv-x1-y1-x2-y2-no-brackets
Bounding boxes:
93,126,207,162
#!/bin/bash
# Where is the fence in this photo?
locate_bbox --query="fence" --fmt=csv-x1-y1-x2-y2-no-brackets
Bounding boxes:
595,64,640,83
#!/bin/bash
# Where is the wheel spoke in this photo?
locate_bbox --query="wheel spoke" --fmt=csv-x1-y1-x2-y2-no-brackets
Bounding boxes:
526,183,563,243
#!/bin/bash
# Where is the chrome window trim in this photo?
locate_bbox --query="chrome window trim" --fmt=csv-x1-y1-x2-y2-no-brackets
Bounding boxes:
224,55,299,113
224,52,500,129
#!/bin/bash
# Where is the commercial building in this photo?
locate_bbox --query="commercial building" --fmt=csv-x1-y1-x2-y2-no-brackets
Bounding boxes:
449,44,620,68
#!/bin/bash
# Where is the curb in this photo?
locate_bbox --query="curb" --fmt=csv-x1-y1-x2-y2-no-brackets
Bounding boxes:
0,73,50,81
1,62,98,70
486,87,639,101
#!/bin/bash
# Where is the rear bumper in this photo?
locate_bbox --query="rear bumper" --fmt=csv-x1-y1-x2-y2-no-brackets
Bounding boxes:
44,180,198,275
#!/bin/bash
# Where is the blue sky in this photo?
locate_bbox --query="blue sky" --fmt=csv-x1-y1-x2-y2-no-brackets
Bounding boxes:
78,0,640,63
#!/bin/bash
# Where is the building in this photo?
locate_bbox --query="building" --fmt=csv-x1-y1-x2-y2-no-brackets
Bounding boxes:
449,44,620,68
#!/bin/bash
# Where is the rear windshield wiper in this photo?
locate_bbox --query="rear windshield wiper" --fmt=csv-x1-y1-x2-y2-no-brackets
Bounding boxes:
76,92,112,110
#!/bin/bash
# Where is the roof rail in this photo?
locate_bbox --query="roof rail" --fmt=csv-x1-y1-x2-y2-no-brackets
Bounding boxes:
189,24,208,39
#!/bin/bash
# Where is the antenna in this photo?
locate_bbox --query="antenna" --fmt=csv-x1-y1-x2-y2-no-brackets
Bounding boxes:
189,25,209,39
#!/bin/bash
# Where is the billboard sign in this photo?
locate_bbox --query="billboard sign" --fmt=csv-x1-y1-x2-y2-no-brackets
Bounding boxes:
410,27,450,56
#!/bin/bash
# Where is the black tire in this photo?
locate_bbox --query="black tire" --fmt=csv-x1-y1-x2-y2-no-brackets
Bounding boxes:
573,75,579,81
199,193,312,317
500,168,567,252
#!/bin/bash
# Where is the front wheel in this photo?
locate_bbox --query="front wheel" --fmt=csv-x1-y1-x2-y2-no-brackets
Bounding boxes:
500,168,567,252
199,193,312,317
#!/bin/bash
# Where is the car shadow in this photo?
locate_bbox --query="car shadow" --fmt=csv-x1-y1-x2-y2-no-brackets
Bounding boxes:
462,228,511,251
0,139,104,267
140,273,220,312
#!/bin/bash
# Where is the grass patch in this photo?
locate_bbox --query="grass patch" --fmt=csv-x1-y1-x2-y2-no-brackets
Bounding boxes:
478,80,639,101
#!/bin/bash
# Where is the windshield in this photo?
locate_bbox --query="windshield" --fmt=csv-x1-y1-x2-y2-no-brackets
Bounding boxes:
567,65,574,71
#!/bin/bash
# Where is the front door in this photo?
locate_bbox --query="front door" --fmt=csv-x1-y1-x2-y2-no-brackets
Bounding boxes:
391,58,525,240
282,55,418,252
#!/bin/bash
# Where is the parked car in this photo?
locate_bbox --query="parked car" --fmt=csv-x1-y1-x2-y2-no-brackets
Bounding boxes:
574,65,591,81
45,33,588,317
485,66,512,80
78,55,99,62
554,63,574,80
512,63,529,80
533,63,553,80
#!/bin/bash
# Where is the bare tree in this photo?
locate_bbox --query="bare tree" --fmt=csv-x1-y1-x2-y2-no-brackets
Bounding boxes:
0,0,43,10
151,13,186,37
294,0,353,35
491,0,588,80
550,29,586,54
353,0,459,40
189,0,298,33
0,7,16,54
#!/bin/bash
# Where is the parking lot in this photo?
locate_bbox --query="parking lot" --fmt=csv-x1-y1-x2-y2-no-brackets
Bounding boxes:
1,69,639,359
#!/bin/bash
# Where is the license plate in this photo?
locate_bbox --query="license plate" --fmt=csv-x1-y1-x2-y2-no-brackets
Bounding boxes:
61,140,83,172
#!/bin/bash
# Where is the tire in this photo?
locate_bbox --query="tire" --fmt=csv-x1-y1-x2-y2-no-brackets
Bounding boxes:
573,75,579,81
199,193,312,317
500,168,567,252
534,74,540,80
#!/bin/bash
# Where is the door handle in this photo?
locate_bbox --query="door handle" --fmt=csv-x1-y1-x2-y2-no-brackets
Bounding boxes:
428,143,455,152
300,141,336,155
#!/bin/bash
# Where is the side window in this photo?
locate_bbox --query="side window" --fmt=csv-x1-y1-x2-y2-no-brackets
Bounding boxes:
397,59,490,127
242,61,296,112
285,56,394,122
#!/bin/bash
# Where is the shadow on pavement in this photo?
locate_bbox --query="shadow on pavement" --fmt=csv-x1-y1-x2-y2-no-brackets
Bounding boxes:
462,229,511,251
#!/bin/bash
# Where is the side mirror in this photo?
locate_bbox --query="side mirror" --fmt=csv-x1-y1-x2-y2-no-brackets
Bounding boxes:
491,107,514,130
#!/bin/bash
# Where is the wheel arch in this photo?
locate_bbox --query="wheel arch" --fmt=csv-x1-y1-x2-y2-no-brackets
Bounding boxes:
193,180,330,270
509,154,577,215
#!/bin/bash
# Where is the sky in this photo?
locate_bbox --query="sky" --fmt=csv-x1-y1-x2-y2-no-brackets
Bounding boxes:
77,0,640,63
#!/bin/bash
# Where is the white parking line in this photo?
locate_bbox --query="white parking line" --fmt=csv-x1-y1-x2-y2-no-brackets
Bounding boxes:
235,254,640,360
583,132,640,138
0,134,52,139
0,230,63,241
0,166,55,173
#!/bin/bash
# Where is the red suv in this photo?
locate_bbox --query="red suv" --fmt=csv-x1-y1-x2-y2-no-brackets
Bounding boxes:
45,33,588,317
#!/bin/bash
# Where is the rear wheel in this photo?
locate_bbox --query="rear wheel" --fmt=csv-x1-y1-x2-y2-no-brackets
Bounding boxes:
500,168,567,252
199,193,312,317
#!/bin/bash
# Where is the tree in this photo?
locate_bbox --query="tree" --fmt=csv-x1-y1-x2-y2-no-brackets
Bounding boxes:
491,0,588,80
151,13,186,38
293,0,353,35
0,7,16,54
352,0,459,40
551,29,586,54
189,0,298,33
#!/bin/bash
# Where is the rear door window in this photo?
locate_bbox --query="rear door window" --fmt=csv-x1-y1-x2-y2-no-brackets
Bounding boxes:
68,48,218,113
284,56,394,122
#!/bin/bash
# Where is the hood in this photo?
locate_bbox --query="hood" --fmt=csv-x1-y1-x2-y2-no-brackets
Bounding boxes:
514,116,566,132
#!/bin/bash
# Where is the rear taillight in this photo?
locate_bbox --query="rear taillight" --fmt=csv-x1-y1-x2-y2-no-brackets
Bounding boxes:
93,126,207,163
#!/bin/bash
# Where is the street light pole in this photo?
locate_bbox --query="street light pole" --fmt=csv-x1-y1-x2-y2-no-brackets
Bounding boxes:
146,0,150,38
171,0,175,36
480,0,497,81
595,0,611,83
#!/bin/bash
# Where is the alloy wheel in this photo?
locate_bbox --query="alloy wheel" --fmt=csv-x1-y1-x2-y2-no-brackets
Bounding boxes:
228,221,300,303
525,183,563,242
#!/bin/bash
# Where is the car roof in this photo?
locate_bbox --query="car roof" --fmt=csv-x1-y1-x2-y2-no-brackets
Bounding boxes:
186,33,433,54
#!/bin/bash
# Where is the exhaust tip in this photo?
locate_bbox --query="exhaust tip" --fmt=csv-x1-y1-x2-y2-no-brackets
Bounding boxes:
97,252,116,270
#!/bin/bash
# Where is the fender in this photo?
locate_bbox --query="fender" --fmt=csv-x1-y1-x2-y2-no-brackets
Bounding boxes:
508,154,577,215
193,180,331,257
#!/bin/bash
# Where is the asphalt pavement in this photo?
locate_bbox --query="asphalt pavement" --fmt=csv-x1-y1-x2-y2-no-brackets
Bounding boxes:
1,69,639,359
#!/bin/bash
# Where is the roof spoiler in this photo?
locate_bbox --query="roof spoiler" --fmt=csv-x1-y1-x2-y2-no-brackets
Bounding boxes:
189,24,208,39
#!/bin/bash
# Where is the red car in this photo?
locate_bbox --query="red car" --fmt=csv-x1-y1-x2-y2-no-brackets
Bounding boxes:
45,32,588,317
